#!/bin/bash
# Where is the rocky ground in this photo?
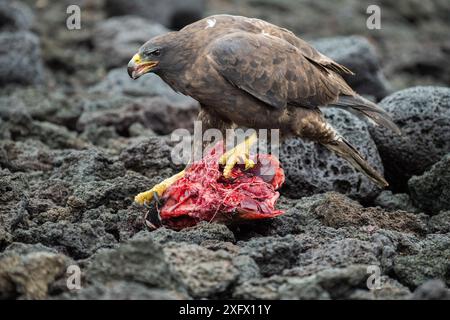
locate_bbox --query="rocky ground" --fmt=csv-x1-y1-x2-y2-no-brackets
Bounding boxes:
0,0,449,300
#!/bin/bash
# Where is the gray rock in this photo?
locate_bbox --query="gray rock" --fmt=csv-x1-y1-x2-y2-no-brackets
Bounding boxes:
50,148,125,185
119,136,179,179
0,97,86,149
393,234,450,288
412,279,450,300
374,191,420,213
90,68,198,105
0,31,44,85
348,276,412,300
83,205,146,242
164,242,238,298
71,170,157,212
312,36,390,100
232,255,261,284
310,192,426,235
148,222,235,245
408,154,450,214
86,236,187,294
12,220,117,259
0,0,34,31
77,96,198,136
281,109,385,200
62,281,183,300
0,87,83,129
104,0,205,30
0,140,53,172
238,235,305,277
295,239,380,274
0,243,68,299
370,86,450,191
93,16,169,69
234,265,371,300
428,211,450,234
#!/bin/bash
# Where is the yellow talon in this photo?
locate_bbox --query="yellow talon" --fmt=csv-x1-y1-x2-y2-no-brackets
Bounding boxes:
245,158,255,170
219,132,257,178
135,170,185,205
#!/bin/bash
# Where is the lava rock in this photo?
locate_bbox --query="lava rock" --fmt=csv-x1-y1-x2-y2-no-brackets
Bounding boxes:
408,154,450,214
77,96,198,136
0,0,34,31
50,148,125,185
234,265,371,300
238,235,305,277
61,281,183,300
85,236,186,295
374,190,420,213
370,86,450,191
93,16,169,69
12,220,117,259
0,87,83,129
312,36,390,100
312,192,426,235
0,140,53,172
90,68,198,105
412,279,450,300
164,242,238,298
428,211,450,234
0,243,68,299
0,31,44,85
119,136,179,178
104,0,205,30
281,109,385,200
0,96,85,149
148,222,235,245
393,234,450,288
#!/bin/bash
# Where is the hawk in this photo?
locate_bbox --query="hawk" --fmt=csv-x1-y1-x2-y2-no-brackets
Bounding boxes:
127,15,400,205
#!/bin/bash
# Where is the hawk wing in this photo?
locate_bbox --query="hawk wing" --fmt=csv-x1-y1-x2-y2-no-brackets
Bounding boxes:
207,31,355,109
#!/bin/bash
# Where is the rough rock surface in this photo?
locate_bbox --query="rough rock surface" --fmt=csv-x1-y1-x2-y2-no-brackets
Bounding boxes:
280,109,384,200
393,234,450,288
0,31,44,85
0,0,34,32
371,87,450,191
412,280,450,300
104,0,205,30
0,0,448,301
85,236,186,294
374,191,420,214
93,16,169,69
312,36,390,100
408,154,450,215
0,243,69,299
90,68,198,105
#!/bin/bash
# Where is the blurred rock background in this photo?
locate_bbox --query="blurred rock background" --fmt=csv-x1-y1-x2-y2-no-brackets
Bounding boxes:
0,0,449,300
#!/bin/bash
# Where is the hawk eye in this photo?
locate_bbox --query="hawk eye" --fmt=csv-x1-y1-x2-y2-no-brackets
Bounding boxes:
151,49,161,57
143,48,161,58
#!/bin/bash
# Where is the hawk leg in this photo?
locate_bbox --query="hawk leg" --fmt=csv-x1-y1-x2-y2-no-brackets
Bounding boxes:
134,170,185,205
219,131,257,178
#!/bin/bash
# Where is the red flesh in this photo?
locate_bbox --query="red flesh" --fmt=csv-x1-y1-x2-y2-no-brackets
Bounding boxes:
159,141,285,230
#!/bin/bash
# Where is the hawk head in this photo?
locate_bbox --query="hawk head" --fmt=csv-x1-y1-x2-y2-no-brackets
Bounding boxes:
127,42,163,80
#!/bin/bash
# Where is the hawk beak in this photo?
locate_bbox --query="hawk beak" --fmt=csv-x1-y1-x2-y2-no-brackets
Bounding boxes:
127,53,158,80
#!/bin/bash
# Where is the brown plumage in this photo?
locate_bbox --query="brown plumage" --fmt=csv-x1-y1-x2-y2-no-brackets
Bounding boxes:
128,14,400,187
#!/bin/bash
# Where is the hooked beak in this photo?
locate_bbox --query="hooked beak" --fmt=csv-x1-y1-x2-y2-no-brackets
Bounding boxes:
127,53,159,80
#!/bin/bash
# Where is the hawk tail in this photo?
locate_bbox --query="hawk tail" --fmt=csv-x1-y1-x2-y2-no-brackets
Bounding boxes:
330,95,401,135
322,135,389,188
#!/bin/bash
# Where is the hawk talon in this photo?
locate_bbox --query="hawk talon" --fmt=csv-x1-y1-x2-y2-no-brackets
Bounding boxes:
153,191,161,206
135,170,186,206
219,133,258,178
